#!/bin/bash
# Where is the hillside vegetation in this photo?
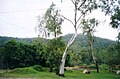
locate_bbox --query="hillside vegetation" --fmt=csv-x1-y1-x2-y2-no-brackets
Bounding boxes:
0,34,115,49
62,34,115,50
0,34,119,74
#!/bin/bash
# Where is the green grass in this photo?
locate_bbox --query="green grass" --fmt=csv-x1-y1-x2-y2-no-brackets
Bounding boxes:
0,67,120,79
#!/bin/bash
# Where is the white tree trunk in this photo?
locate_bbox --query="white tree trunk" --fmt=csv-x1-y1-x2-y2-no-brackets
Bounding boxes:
59,32,77,76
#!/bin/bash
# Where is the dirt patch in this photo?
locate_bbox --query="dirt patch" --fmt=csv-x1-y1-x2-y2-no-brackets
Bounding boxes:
65,66,89,70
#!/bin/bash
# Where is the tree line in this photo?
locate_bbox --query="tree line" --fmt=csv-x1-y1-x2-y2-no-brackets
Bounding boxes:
0,38,66,75
0,36,120,74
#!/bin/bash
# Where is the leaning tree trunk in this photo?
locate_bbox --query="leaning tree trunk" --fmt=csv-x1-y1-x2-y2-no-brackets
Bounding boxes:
91,51,99,73
95,61,99,73
59,33,77,77
88,37,99,73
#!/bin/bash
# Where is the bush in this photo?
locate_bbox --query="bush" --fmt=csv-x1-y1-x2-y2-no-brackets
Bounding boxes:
33,65,44,71
10,67,38,74
66,70,73,73
99,64,108,70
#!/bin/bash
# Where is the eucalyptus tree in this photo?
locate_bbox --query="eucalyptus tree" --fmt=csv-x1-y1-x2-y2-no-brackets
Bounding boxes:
59,0,120,76
36,3,64,74
36,2,63,38
59,0,98,76
82,18,99,73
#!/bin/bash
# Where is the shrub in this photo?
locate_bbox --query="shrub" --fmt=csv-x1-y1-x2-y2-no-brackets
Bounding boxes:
88,64,96,69
33,65,44,71
10,67,38,74
66,70,73,73
99,64,108,70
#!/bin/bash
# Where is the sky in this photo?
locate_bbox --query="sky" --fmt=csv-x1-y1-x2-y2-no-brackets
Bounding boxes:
0,0,119,41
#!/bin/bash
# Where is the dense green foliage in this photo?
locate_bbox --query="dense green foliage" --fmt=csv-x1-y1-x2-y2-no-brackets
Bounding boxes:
0,34,119,73
43,38,65,74
0,39,41,69
0,36,66,74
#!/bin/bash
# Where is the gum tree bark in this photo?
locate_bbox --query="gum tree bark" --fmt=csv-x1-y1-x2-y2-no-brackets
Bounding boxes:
59,0,98,76
59,32,77,76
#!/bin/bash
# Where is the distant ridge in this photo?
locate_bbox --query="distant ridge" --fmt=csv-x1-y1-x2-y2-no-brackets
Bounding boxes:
62,34,115,49
0,36,32,47
0,34,116,49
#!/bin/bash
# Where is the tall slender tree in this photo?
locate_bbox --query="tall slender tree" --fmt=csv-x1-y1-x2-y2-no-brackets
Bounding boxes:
59,0,120,76
59,0,98,76
36,2,64,75
82,18,99,73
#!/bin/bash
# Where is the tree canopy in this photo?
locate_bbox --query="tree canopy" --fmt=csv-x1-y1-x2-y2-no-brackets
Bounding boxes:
36,2,63,38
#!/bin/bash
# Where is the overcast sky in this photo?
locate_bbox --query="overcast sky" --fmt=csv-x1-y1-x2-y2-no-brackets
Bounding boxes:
0,0,119,40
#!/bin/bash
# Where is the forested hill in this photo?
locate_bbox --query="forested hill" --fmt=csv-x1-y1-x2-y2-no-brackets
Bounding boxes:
0,36,32,47
62,34,116,49
0,34,116,49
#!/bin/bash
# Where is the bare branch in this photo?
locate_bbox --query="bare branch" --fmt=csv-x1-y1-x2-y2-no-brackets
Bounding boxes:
71,0,75,5
60,15,75,26
77,14,85,30
76,14,83,24
77,21,82,30
77,8,89,24
78,0,87,9
76,8,91,30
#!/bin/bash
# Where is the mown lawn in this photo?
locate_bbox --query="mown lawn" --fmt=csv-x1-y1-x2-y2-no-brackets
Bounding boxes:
0,67,120,79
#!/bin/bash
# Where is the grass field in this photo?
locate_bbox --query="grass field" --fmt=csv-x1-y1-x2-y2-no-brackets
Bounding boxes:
0,67,120,79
